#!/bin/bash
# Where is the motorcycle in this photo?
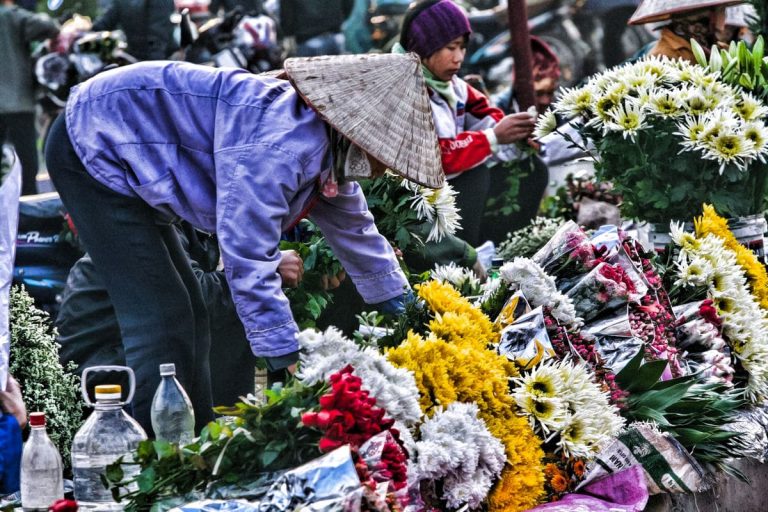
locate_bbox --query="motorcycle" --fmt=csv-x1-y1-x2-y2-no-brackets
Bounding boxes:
182,7,282,73
33,14,137,145
13,192,84,318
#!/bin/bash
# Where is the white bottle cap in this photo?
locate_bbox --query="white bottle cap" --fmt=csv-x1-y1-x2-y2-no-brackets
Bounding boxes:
159,363,176,376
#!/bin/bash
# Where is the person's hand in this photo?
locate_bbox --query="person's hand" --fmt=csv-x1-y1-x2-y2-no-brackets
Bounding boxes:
283,36,297,58
286,363,297,375
321,270,347,290
0,375,27,430
472,259,488,282
278,250,304,288
493,112,537,145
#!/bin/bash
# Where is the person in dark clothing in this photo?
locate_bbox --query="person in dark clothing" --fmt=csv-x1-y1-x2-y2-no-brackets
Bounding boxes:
0,0,59,196
92,0,178,61
209,0,264,15
56,223,304,409
280,0,353,56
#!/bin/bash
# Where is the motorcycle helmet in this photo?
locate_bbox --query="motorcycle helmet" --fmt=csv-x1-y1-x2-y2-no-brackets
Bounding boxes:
629,0,746,25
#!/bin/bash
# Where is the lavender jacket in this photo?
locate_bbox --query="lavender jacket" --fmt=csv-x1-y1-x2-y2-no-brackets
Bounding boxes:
64,61,408,358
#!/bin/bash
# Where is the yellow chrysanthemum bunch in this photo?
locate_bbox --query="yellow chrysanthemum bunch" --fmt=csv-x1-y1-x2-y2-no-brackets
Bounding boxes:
416,280,499,347
388,332,545,511
695,204,768,309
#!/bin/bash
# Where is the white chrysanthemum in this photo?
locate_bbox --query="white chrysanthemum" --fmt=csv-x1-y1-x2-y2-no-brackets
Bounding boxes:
412,402,506,509
683,87,718,116
743,121,768,162
702,129,755,172
431,262,481,292
297,327,423,426
554,85,595,117
533,110,558,139
498,257,582,327
674,232,768,402
513,360,624,457
403,180,461,242
605,100,647,140
734,92,768,121
646,88,685,118
675,255,713,288
633,56,669,81
675,115,707,152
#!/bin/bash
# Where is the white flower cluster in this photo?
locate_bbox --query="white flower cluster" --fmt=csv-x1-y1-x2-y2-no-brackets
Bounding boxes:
431,262,481,291
535,56,768,172
411,402,506,509
494,257,582,328
512,360,625,458
296,327,423,426
671,225,768,402
402,179,461,242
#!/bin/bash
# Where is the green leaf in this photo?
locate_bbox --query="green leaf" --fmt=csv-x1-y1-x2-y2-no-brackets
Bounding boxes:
615,348,645,390
753,36,764,70
136,467,157,493
691,39,707,66
740,72,754,88
105,461,125,484
627,360,669,392
627,405,671,427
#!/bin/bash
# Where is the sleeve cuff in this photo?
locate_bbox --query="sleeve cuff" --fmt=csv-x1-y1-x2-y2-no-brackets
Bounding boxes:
265,351,299,372
483,128,499,153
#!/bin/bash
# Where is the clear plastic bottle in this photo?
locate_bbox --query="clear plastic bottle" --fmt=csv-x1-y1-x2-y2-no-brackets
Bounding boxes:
71,383,147,510
150,363,195,445
20,412,64,511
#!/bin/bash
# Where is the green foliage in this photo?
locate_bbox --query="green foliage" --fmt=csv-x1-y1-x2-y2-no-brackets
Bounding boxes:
693,36,768,102
484,157,532,218
9,286,83,471
748,1,767,38
362,174,428,254
616,350,746,469
590,119,767,222
280,221,343,329
497,217,566,260
106,379,325,511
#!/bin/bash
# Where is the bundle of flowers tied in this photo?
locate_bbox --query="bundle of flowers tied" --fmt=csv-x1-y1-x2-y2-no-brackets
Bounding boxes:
102,206,768,512
535,56,768,224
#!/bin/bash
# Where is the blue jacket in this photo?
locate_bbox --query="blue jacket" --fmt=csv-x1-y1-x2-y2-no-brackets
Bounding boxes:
0,414,21,494
65,61,408,357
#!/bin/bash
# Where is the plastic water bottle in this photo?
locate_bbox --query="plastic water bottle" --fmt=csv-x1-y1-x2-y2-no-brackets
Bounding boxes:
20,412,63,511
150,363,195,444
71,367,147,510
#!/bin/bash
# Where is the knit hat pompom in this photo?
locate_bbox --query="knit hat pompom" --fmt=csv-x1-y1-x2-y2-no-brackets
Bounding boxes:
404,0,472,59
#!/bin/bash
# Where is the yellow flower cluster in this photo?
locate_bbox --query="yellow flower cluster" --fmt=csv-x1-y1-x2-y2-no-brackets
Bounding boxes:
416,280,499,348
695,204,768,309
388,285,545,512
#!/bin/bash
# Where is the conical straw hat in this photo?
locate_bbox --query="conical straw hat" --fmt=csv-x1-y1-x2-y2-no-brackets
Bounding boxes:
629,0,745,25
284,52,444,189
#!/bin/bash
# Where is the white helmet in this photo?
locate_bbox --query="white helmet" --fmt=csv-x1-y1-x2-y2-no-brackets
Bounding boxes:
725,4,758,28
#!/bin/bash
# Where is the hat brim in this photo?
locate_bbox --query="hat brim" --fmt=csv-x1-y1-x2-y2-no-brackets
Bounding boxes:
284,53,445,189
629,0,745,25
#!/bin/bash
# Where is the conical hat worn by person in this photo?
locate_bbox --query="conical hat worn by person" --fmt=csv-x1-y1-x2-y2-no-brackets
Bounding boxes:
629,0,746,25
284,52,444,189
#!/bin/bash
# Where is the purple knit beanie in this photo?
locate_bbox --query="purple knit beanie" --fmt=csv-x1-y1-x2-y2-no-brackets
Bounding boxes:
405,0,472,59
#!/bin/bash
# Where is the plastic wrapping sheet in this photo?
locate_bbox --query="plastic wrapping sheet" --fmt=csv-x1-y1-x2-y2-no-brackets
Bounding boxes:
0,147,21,391
525,466,648,512
169,446,361,512
566,262,644,322
497,307,556,369
580,423,709,495
494,291,530,329
723,407,768,462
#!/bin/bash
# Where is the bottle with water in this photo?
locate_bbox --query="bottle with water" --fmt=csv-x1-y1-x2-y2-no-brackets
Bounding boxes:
150,363,195,445
71,366,147,510
21,412,63,511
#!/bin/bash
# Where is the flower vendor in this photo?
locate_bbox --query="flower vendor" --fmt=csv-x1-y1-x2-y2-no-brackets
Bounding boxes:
44,53,443,435
395,0,537,245
1,147,22,494
628,0,747,62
